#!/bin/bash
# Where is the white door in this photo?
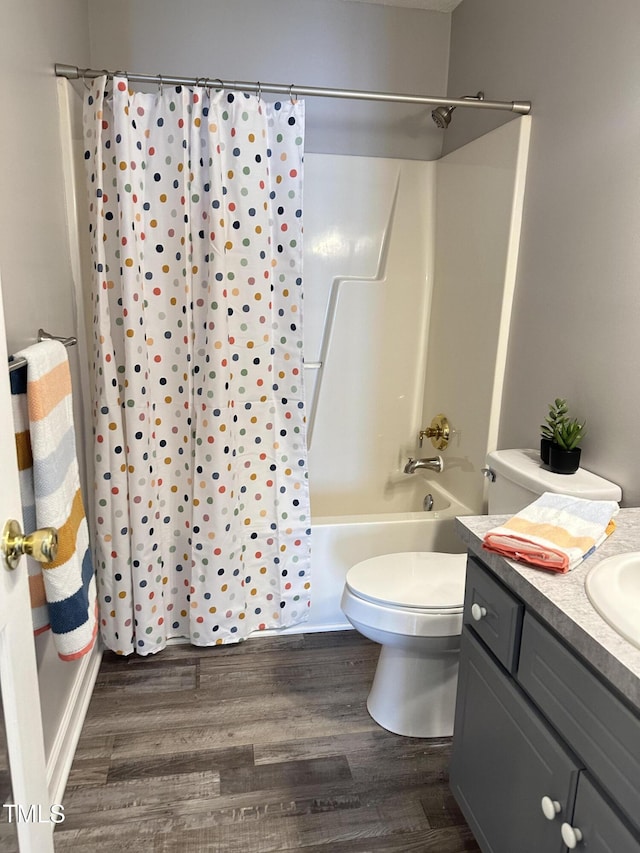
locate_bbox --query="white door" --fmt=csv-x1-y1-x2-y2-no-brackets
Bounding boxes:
0,280,55,853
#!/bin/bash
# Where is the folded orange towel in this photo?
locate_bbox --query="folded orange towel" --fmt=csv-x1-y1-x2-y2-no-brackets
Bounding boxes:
483,492,619,573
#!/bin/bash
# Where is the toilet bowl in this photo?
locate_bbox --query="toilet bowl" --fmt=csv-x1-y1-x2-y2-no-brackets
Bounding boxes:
340,551,467,738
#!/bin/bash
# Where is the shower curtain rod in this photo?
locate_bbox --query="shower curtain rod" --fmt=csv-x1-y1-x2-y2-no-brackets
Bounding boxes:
55,63,531,115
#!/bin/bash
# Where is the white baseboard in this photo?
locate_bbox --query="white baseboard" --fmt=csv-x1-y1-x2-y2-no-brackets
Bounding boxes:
47,643,103,804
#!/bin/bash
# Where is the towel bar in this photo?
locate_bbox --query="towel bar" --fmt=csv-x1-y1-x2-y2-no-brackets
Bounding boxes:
7,329,78,374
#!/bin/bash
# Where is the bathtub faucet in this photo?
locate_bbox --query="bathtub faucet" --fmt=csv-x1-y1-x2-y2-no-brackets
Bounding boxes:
404,456,444,474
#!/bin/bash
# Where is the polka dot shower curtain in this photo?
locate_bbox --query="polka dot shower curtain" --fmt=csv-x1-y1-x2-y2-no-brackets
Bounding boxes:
83,76,310,655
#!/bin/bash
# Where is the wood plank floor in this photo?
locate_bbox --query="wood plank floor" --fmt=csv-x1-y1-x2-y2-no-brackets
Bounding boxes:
55,630,481,852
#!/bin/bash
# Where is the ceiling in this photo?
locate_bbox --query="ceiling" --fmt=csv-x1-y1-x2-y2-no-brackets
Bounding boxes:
342,0,463,11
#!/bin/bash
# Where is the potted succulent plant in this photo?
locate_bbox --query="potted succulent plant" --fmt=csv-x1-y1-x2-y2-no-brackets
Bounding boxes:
540,398,568,464
548,417,587,474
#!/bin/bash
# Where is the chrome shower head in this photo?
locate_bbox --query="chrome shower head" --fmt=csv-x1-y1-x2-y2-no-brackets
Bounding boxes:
431,105,455,129
431,92,485,129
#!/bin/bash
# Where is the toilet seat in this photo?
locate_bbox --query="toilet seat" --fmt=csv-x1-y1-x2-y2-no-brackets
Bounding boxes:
345,551,467,614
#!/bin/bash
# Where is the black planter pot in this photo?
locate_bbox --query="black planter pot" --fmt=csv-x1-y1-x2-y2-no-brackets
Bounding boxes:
540,437,554,465
548,445,581,475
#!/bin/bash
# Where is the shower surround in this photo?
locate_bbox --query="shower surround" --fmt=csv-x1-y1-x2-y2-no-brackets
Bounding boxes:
303,117,531,631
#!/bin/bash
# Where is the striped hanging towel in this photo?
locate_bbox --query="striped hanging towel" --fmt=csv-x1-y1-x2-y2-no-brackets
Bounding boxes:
10,364,50,634
483,491,619,573
10,340,97,660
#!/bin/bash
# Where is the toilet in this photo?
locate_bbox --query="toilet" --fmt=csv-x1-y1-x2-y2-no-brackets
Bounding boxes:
341,448,622,738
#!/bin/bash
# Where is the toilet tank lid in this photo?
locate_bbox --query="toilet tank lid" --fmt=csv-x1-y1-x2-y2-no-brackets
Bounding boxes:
487,449,622,502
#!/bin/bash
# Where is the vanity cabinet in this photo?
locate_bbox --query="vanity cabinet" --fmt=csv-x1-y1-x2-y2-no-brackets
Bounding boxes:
450,555,640,853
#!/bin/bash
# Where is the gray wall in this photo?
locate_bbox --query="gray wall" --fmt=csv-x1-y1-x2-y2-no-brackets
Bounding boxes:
87,0,451,159
0,0,92,763
0,0,89,355
447,0,640,505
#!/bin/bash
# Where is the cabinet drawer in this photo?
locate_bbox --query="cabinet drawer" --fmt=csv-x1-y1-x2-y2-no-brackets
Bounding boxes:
463,556,524,673
518,612,640,835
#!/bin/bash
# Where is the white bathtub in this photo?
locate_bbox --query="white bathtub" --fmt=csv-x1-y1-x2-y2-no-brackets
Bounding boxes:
301,481,473,633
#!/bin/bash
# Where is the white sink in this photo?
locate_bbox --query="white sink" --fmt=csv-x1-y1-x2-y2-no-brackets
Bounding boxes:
586,553,640,650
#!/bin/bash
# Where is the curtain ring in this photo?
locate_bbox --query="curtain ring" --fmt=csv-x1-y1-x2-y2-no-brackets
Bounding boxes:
81,71,91,92
289,83,297,105
204,77,212,97
103,69,114,98
256,81,262,102
158,74,163,95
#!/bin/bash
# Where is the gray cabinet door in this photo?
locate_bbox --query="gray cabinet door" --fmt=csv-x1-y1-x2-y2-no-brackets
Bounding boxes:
562,775,640,853
518,612,640,835
450,630,580,853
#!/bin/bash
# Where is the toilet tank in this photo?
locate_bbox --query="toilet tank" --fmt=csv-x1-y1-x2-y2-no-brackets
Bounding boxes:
485,449,622,515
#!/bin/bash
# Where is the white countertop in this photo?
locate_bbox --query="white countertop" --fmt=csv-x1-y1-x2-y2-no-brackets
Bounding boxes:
456,507,640,712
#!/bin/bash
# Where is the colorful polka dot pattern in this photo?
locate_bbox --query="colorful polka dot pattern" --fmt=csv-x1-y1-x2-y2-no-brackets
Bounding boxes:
83,76,310,655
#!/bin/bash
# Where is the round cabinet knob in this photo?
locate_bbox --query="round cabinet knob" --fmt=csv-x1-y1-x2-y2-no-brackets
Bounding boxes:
560,823,583,849
2,519,59,571
540,796,561,820
471,603,487,622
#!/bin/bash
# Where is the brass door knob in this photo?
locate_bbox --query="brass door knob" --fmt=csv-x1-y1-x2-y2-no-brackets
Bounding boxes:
2,519,59,571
